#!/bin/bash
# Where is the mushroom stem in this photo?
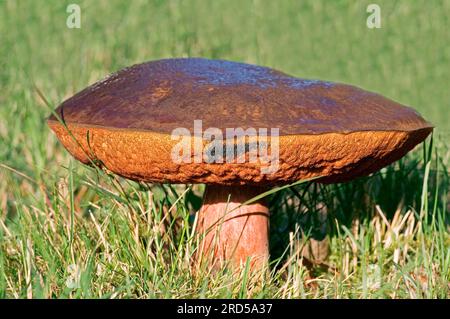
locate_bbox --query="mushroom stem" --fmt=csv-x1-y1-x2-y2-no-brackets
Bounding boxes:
196,185,269,270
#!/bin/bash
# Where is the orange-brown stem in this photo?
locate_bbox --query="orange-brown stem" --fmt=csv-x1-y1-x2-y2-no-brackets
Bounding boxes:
196,185,269,270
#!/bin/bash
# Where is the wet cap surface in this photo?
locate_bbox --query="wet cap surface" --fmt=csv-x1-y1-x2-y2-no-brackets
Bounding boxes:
48,58,432,135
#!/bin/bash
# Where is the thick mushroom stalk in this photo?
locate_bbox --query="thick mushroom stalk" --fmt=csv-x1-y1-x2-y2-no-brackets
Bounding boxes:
195,185,269,270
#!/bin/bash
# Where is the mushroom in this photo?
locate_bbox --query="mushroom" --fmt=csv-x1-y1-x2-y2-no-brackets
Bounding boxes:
48,58,433,270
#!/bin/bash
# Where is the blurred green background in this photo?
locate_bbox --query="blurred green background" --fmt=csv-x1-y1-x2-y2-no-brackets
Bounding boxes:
1,0,449,133
0,0,449,299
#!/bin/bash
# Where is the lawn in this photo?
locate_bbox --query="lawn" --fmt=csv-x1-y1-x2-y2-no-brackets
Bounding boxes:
0,0,449,298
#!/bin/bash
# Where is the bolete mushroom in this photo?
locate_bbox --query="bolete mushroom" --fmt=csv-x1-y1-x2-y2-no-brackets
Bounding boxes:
48,58,433,270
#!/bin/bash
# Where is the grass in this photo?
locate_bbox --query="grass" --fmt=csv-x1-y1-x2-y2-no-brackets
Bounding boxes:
0,0,449,298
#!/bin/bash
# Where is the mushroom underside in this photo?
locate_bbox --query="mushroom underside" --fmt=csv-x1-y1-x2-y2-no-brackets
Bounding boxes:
47,121,432,186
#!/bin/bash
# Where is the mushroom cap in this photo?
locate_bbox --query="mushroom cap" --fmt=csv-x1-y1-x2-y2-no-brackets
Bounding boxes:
48,58,432,185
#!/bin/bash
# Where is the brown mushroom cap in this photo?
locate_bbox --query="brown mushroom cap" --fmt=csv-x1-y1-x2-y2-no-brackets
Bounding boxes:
48,58,433,185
